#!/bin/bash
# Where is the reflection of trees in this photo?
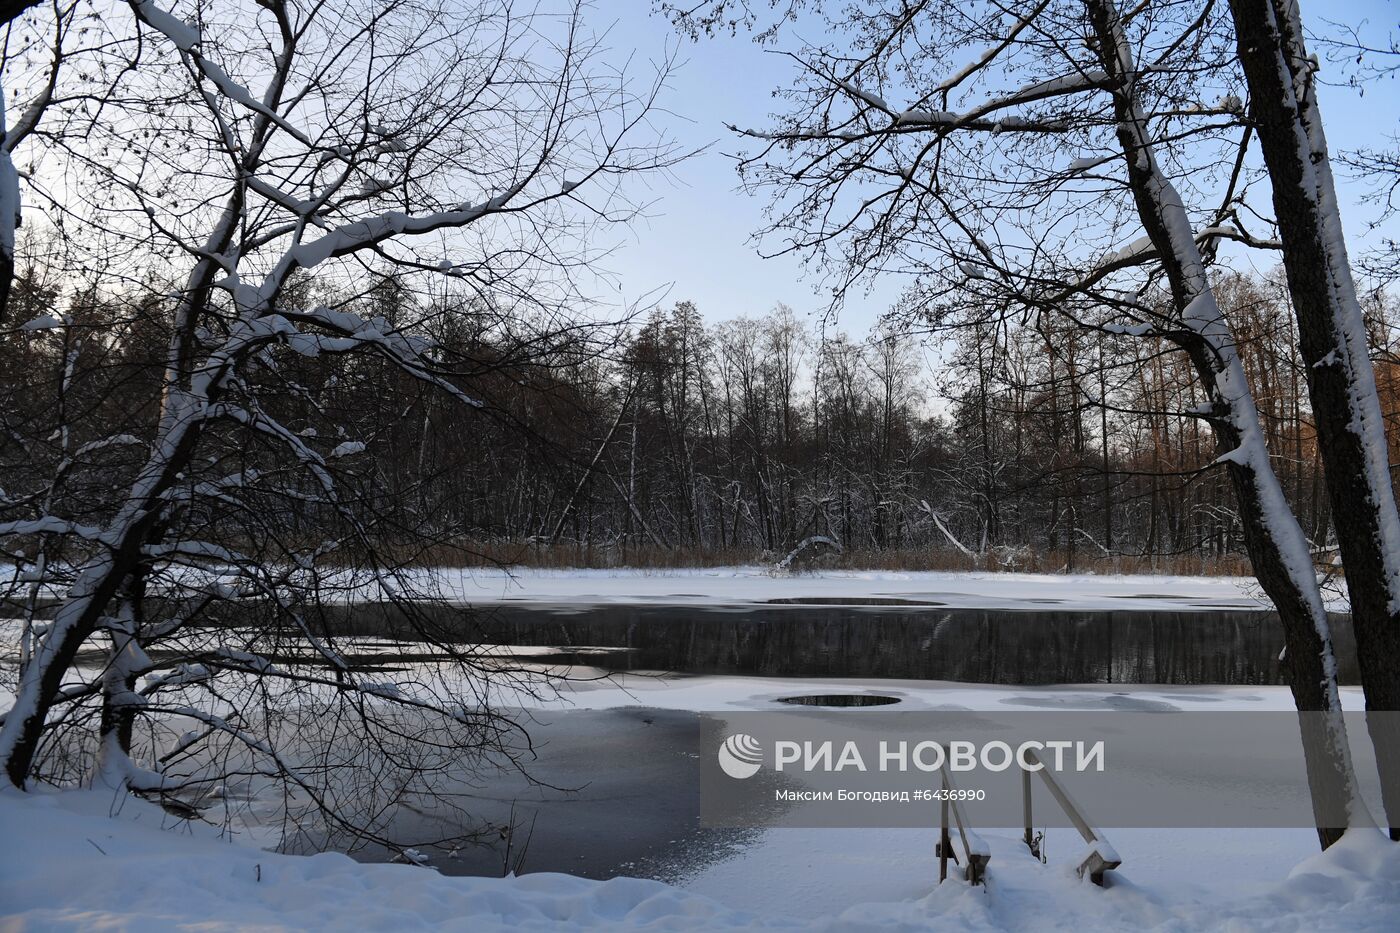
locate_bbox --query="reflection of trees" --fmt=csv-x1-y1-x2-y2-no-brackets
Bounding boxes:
327,606,1356,686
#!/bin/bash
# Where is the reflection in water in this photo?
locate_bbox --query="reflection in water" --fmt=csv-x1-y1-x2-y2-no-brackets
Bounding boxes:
324,604,1359,686
775,694,902,707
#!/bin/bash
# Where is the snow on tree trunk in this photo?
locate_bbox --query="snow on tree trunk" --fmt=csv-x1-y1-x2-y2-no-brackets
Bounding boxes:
0,393,205,786
0,0,678,809
777,535,842,571
1228,0,1400,840
1085,0,1368,844
0,86,19,319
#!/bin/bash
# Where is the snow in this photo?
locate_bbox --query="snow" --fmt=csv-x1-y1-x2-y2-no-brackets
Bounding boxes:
1110,234,1156,263
73,434,143,457
835,78,889,113
775,536,842,570
0,576,1394,930
0,790,778,931
957,261,990,280
0,89,19,259
1015,71,1107,99
418,566,1296,612
19,314,62,331
3,564,1282,613
897,108,956,125
1083,837,1120,867
3,564,1311,613
271,180,524,287
919,502,977,557
1213,445,1250,467
1101,322,1154,337
0,517,109,541
521,669,1365,715
1067,155,1107,173
136,1,200,52
198,57,263,112
2,753,1397,930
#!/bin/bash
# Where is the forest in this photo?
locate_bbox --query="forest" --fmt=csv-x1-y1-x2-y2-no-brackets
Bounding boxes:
7,253,1400,574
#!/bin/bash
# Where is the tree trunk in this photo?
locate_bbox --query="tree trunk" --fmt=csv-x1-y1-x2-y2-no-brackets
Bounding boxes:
1086,0,1364,846
1230,0,1400,838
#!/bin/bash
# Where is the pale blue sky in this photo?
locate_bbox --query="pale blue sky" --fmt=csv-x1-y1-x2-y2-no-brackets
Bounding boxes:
594,1,1400,335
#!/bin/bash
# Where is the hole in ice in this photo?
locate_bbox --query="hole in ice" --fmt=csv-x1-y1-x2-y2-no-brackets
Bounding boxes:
775,694,901,707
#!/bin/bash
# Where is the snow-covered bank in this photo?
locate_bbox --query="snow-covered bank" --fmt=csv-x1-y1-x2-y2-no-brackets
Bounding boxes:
429,567,1295,613
2,677,1396,930
3,786,1398,931
0,790,776,931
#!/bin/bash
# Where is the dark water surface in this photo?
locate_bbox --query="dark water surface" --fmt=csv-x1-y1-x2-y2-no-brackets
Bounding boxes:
322,708,755,882
323,604,1359,686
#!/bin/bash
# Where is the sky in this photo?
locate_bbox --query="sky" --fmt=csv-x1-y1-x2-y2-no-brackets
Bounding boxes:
592,0,1400,337
590,6,908,335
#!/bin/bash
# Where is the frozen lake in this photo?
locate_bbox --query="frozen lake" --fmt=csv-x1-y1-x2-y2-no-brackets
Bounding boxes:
2,583,1384,928
265,599,1367,896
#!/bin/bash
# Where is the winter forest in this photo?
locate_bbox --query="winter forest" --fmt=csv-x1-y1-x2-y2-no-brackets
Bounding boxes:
3,0,1400,929
16,266,1400,574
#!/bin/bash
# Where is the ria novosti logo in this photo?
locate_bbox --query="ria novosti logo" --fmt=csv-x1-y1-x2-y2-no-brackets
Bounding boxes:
716,734,1106,779
718,733,764,779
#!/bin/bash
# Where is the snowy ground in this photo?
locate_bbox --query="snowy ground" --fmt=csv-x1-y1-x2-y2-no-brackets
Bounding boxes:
1,564,1301,613
532,671,1343,714
4,676,1398,930
3,771,1398,931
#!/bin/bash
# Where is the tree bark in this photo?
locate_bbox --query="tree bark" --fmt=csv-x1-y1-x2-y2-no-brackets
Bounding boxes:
1230,0,1400,838
1087,0,1362,846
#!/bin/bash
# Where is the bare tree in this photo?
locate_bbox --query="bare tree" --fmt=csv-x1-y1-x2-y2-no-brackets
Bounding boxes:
0,0,680,854
670,0,1369,843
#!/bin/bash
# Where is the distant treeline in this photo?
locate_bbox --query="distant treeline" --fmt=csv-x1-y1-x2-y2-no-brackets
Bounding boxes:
6,262,1398,573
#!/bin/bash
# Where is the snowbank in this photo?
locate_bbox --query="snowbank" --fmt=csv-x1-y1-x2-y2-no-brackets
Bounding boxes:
0,790,783,931
2,788,1398,931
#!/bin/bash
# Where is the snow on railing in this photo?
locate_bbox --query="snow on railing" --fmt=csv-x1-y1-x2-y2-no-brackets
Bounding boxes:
936,756,991,885
1021,746,1122,885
